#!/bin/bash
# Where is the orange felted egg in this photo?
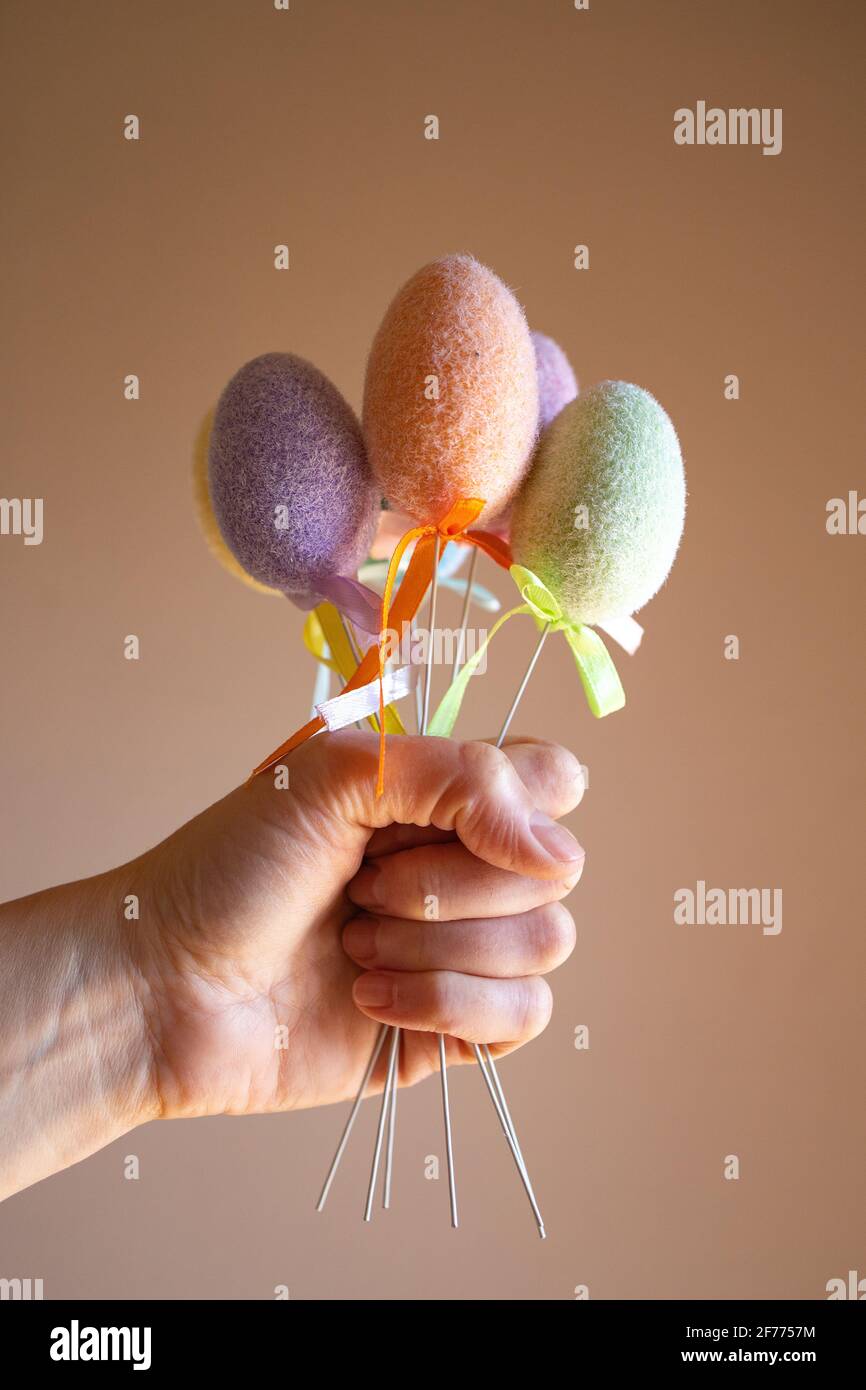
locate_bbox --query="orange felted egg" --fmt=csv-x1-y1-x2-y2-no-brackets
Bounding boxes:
362,255,539,526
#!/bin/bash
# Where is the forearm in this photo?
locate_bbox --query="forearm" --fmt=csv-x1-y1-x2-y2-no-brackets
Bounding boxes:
0,868,157,1201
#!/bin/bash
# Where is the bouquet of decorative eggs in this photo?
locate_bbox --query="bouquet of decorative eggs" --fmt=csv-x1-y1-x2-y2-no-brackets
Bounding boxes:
194,255,686,1235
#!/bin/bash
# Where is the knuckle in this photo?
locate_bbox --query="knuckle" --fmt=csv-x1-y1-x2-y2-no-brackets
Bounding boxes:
528,740,583,789
382,849,442,919
483,806,524,868
427,971,462,1033
459,739,511,787
457,742,524,864
548,744,586,801
527,903,576,970
513,977,553,1041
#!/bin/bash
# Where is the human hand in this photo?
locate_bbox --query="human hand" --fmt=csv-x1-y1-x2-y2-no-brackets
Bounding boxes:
129,733,584,1119
0,732,584,1199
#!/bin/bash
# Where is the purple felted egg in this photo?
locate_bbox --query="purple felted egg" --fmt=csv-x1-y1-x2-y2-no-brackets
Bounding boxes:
531,331,578,429
208,353,379,607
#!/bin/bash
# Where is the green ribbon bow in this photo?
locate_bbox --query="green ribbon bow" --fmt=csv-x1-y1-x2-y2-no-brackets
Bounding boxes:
428,564,625,738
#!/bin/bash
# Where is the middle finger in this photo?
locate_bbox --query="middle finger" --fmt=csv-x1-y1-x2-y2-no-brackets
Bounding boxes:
346,840,583,921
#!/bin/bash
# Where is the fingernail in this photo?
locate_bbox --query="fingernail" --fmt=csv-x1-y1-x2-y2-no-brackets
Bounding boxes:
344,917,378,964
353,973,394,1009
529,811,585,864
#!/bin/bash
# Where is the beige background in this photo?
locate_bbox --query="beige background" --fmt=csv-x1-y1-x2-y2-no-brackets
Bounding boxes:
1,0,864,1300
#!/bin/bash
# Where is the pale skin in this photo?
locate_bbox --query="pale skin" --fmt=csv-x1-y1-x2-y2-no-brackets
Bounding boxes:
0,733,584,1202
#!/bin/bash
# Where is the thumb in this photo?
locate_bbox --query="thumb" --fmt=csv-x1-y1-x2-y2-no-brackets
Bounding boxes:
261,729,584,880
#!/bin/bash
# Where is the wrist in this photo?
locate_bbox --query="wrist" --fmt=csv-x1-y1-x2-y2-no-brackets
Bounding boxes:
89,859,165,1131
0,864,160,1200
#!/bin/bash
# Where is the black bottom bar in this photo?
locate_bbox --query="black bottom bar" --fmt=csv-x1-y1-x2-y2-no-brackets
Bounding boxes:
1,1298,861,1373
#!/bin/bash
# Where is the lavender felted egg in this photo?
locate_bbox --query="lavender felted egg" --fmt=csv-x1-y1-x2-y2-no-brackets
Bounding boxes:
484,331,580,539
193,408,281,596
208,353,379,601
362,255,539,525
531,331,578,429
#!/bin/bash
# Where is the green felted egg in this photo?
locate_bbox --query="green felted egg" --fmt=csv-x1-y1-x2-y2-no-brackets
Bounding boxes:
511,381,685,623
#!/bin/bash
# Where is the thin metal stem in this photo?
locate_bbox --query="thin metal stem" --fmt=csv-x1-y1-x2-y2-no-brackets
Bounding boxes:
421,539,458,1227
463,621,555,1235
338,611,362,663
482,1044,525,1166
451,547,478,681
439,1034,458,1228
316,1023,388,1211
383,1028,399,1208
338,612,378,733
412,616,424,732
379,574,424,1203
364,1026,400,1222
473,1044,545,1239
421,537,440,735
495,621,551,749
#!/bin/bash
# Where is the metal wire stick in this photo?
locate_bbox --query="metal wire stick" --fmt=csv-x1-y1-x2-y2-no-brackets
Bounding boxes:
451,547,478,681
315,615,387,1212
477,1042,526,1167
483,1042,545,1225
364,1026,400,1222
466,621,555,1232
338,613,377,734
383,1031,399,1209
420,538,459,1226
439,1034,459,1227
420,536,440,734
496,621,551,748
483,1043,526,1168
415,672,424,732
316,1023,388,1211
473,1044,545,1239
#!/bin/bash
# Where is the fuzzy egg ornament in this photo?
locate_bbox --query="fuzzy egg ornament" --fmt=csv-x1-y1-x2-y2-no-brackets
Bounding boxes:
362,255,539,524
531,330,578,429
208,353,379,607
511,380,686,624
193,408,281,596
485,331,579,538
